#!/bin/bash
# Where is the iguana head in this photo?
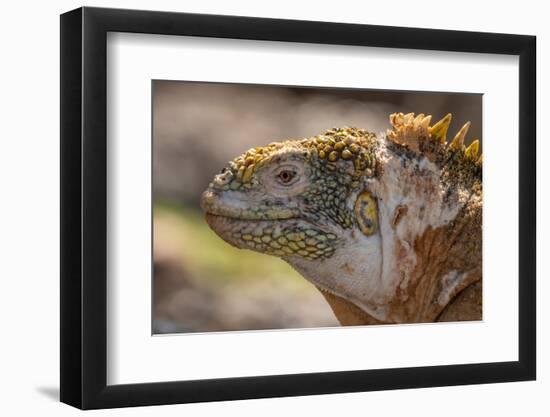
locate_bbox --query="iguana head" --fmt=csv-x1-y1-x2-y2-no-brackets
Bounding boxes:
201,113,482,323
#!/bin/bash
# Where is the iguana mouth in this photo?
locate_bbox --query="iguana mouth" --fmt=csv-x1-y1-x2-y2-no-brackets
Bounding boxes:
204,212,338,261
201,189,301,221
202,190,339,261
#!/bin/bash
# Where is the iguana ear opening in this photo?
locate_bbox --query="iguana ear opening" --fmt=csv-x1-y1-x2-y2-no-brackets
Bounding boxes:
354,191,378,236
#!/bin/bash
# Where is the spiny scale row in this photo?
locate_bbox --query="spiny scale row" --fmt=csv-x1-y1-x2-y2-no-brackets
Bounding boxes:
389,112,482,165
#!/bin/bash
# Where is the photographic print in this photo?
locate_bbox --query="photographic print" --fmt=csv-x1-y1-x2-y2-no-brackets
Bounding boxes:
153,81,482,334
61,8,535,407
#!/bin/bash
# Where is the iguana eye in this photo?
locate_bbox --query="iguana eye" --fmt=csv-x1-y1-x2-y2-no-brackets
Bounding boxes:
276,169,297,185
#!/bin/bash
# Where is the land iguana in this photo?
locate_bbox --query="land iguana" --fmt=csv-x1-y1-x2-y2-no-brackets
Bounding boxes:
201,113,482,325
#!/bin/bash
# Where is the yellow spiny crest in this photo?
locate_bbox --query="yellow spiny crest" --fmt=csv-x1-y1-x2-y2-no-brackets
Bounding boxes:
476,154,483,166
465,140,480,160
429,113,452,143
388,112,482,165
449,121,471,150
446,120,482,163
387,112,431,152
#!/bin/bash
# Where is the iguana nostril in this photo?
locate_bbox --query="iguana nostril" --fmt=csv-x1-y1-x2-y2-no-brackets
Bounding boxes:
213,170,233,187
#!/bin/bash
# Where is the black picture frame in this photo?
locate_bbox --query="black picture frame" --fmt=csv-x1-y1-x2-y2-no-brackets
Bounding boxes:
60,6,536,410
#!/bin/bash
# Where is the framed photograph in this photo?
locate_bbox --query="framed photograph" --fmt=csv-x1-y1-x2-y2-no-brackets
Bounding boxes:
60,6,536,409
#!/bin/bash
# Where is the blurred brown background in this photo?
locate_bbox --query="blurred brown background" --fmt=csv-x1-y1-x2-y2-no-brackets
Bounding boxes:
152,80,482,334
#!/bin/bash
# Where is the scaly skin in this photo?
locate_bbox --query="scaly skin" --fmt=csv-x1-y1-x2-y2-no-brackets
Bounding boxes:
201,112,482,325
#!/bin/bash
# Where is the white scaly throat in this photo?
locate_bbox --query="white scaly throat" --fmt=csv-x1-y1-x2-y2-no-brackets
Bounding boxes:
288,138,465,322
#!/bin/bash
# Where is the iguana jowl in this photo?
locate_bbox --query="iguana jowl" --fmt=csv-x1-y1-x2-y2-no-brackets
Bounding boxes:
201,113,482,325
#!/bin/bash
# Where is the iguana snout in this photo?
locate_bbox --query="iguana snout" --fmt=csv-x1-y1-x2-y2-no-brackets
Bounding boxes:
200,140,361,261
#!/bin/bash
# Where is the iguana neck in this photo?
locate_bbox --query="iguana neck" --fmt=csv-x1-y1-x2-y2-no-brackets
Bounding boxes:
319,142,483,325
318,224,481,325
